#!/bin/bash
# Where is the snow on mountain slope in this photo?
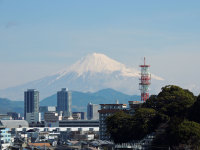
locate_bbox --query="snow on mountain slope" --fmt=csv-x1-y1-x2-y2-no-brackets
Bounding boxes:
0,53,164,100
58,53,138,76
50,53,162,84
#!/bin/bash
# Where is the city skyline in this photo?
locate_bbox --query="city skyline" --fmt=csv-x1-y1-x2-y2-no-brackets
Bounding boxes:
0,1,200,95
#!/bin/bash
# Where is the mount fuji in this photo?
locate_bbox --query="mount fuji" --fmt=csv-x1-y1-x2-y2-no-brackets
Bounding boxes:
0,53,163,101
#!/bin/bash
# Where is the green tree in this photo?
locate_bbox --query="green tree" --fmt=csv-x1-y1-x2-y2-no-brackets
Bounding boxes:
131,108,159,140
106,85,199,148
189,94,200,123
143,85,196,118
106,111,133,143
167,119,200,149
106,108,160,143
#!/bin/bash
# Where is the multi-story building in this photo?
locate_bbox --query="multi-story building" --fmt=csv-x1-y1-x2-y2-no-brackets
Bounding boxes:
59,120,99,128
39,106,56,120
72,112,81,120
7,112,20,120
0,127,11,150
26,112,41,124
72,112,86,120
24,89,39,119
0,114,11,120
87,103,99,120
98,104,127,140
128,101,143,115
57,88,72,118
44,112,62,127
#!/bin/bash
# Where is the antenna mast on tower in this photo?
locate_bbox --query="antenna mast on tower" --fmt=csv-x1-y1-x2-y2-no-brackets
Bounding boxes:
139,57,151,101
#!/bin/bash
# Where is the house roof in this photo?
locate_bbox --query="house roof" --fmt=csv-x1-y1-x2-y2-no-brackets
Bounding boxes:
28,143,51,147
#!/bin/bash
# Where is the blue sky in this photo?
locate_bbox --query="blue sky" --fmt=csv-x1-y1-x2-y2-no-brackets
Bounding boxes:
0,0,200,94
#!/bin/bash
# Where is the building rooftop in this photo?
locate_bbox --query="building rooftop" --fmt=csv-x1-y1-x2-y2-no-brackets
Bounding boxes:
128,101,143,104
100,104,127,106
0,125,5,129
60,120,99,123
98,109,128,114
0,120,29,128
28,143,51,147
26,89,38,91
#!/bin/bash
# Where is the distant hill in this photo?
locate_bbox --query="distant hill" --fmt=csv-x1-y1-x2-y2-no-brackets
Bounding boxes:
40,88,140,112
0,88,140,114
0,98,23,114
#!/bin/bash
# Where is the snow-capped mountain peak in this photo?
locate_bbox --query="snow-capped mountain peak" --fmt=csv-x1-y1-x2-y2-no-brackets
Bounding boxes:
57,53,139,79
0,53,164,100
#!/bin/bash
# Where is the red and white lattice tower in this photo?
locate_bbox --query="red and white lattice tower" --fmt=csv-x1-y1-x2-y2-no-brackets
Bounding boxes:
139,57,151,101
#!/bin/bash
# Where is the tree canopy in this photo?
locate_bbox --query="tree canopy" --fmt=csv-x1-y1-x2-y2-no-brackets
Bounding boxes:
106,85,200,149
106,108,159,143
167,119,200,149
188,95,200,123
106,111,133,143
143,85,196,118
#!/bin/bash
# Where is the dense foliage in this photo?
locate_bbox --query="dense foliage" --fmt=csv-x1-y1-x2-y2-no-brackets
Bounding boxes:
106,111,133,143
106,108,160,143
167,119,200,148
188,95,200,123
144,85,195,118
106,85,200,149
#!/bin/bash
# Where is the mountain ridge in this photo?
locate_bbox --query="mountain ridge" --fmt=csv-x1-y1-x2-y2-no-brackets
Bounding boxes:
0,53,163,100
0,88,140,114
40,88,140,112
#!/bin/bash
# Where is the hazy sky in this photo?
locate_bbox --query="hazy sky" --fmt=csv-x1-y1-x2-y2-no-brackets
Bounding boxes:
0,0,200,94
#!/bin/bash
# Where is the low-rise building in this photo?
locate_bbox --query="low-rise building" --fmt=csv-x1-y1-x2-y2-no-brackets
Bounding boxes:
0,120,29,128
0,114,12,120
59,120,99,127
